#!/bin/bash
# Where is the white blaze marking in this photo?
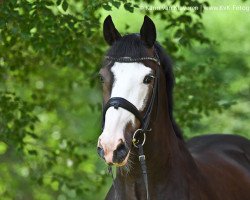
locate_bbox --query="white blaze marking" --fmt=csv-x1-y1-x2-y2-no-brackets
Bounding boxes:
100,62,152,153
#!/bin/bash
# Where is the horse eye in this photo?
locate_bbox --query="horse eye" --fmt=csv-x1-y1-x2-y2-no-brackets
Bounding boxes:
143,75,154,84
99,74,104,83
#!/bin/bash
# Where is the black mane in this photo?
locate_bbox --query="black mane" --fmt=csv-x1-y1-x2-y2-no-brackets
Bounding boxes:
154,43,183,140
106,34,183,140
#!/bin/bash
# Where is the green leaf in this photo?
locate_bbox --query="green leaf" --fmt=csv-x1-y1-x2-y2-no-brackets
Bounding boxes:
102,4,112,11
62,0,68,11
46,1,54,6
111,1,121,9
28,150,38,155
124,3,134,13
203,1,209,7
0,141,7,155
56,0,62,6
174,29,183,38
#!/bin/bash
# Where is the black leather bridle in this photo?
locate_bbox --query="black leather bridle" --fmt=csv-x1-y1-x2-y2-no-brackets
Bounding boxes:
102,54,161,200
102,55,160,133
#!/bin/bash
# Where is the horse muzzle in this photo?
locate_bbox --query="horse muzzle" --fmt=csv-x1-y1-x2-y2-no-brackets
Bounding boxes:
97,137,129,166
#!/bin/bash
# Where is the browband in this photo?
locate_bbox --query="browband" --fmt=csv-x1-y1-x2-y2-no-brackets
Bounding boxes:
105,56,161,66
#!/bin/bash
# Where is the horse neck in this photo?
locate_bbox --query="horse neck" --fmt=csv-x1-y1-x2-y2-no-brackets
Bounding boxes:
142,70,181,177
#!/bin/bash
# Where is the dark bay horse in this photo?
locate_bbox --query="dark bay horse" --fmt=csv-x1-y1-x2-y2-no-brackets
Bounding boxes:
97,15,250,200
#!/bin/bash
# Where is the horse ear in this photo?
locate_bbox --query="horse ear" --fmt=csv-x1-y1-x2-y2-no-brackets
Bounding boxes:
103,15,121,45
140,16,156,48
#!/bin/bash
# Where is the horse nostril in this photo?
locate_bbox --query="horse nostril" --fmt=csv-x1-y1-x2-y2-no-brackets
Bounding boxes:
116,143,126,152
113,143,128,164
97,147,105,160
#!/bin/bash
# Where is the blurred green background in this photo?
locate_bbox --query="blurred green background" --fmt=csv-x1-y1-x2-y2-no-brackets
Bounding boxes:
0,0,249,199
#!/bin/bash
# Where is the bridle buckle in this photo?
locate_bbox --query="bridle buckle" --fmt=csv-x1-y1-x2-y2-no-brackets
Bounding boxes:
139,155,145,161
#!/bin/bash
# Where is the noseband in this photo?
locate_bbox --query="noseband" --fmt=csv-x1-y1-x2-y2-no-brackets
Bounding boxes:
102,54,161,200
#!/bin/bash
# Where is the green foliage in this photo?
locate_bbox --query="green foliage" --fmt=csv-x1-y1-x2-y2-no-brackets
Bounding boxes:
0,0,249,199
0,92,38,147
